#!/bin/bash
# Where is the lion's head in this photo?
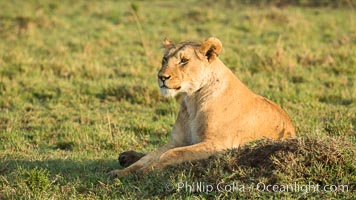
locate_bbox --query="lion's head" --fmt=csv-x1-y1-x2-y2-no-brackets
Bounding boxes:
157,37,222,97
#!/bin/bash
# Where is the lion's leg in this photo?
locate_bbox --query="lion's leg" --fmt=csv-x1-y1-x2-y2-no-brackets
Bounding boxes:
141,141,224,172
109,101,189,178
109,143,175,177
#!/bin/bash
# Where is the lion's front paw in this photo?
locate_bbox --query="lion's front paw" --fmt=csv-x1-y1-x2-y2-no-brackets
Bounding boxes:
118,151,146,167
108,169,130,178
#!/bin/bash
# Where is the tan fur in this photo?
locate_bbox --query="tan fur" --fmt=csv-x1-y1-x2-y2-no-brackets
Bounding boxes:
109,37,296,177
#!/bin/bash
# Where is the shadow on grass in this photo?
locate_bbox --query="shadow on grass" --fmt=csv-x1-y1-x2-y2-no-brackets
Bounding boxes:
0,158,120,181
0,158,133,198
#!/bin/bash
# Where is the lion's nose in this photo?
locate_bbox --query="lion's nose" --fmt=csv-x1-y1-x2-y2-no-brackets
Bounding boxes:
158,74,171,82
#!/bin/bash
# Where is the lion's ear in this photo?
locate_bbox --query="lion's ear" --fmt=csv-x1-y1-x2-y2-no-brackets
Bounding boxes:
162,38,175,48
200,37,222,63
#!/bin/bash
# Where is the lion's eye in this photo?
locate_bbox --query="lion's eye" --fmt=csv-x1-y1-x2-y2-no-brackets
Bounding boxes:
180,58,189,65
162,57,168,65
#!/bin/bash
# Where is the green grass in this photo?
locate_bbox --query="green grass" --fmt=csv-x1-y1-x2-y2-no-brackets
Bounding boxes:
0,0,355,199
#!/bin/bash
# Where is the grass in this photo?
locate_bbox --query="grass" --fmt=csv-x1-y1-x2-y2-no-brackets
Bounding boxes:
0,0,355,199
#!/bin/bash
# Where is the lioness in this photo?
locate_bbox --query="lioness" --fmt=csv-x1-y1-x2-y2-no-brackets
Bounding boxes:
109,37,295,177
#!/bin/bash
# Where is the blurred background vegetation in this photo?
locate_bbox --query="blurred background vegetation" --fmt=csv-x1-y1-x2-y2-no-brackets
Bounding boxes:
233,0,356,7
